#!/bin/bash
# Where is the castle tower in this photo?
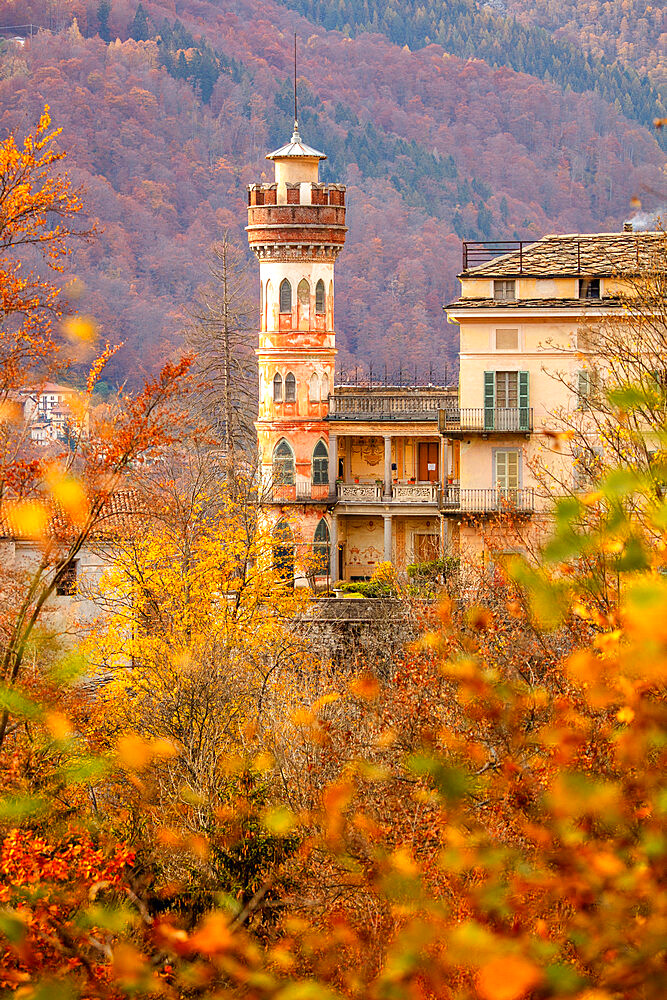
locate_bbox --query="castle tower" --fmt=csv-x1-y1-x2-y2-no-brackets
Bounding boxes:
247,121,347,582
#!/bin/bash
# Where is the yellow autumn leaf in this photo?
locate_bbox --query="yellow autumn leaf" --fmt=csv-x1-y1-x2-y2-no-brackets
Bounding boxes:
44,711,72,740
476,955,542,1000
46,471,89,525
62,314,98,343
616,706,635,724
9,500,49,539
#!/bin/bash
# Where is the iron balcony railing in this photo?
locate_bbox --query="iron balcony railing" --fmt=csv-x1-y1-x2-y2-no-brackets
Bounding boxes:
328,392,453,421
439,407,533,433
440,487,535,513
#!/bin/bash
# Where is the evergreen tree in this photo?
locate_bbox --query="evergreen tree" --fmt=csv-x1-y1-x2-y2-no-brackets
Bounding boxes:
96,0,111,42
130,3,151,42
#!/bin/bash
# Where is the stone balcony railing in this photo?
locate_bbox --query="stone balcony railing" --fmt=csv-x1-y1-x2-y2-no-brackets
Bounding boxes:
328,392,453,422
336,482,439,503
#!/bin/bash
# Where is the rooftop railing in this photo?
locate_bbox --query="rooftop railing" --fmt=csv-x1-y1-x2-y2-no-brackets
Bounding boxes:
328,392,453,421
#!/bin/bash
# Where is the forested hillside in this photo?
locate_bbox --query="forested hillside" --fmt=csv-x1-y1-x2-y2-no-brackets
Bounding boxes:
0,0,663,384
505,0,666,84
282,0,665,138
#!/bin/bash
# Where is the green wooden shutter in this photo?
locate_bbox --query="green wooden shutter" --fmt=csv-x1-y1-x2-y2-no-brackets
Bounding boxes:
518,371,529,430
484,372,495,430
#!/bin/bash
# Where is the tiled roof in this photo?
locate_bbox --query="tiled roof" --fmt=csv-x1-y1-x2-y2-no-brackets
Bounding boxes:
463,232,665,277
446,297,625,310
0,490,149,541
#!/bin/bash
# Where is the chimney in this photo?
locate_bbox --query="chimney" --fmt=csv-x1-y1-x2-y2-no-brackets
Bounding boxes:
623,221,633,232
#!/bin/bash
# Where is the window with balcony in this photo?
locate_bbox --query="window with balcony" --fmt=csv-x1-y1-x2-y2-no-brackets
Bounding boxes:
273,439,295,484
312,440,328,484
279,278,292,313
494,279,516,301
285,372,296,402
273,372,283,402
484,370,530,431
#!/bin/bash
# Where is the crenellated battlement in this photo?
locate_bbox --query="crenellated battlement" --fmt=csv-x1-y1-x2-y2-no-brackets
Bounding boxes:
248,182,346,208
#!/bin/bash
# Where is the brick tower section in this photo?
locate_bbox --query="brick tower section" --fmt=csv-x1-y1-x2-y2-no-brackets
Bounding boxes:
247,124,347,581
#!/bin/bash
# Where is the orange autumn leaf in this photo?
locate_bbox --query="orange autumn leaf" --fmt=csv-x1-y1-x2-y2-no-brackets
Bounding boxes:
476,955,542,1000
188,912,232,955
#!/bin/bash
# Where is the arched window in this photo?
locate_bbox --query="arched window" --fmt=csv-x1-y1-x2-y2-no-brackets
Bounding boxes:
298,278,310,305
315,279,325,314
321,373,330,401
285,372,296,402
265,279,272,328
273,372,283,402
279,278,292,313
309,372,320,402
313,518,330,573
273,439,295,485
273,519,294,584
259,280,263,320
312,440,328,485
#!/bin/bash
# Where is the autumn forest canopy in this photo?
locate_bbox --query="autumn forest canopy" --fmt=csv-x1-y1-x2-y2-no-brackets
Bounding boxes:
0,0,664,385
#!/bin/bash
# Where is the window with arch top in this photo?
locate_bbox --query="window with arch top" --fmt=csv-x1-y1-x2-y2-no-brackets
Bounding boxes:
279,278,292,313
273,372,282,402
285,372,296,402
273,519,294,584
273,439,295,485
312,440,328,484
315,279,325,314
313,518,330,572
298,278,310,305
309,372,320,402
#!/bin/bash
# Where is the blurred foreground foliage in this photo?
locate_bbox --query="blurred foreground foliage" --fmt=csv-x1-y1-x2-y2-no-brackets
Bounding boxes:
0,450,665,998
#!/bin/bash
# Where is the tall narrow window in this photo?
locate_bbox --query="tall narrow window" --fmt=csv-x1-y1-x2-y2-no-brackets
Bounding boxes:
315,279,326,314
321,373,330,400
312,440,328,484
495,450,520,490
285,372,296,402
279,278,292,313
484,371,529,431
298,278,310,305
273,372,283,402
309,372,320,402
273,439,295,484
265,279,272,328
273,519,294,584
259,281,263,321
313,518,330,572
56,559,78,596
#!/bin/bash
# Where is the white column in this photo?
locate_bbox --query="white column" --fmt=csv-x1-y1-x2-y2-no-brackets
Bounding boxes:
383,514,392,563
330,513,338,582
329,432,338,497
383,435,392,498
